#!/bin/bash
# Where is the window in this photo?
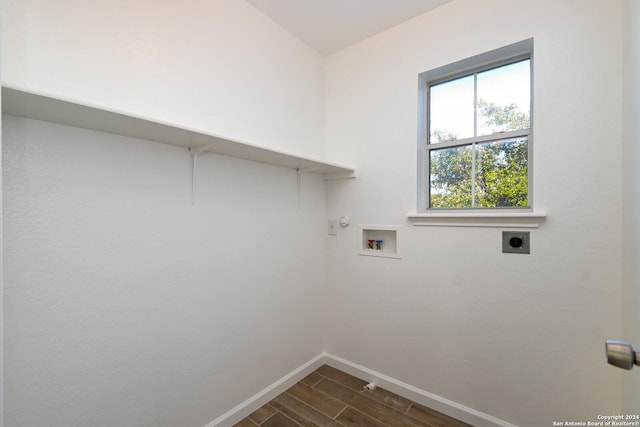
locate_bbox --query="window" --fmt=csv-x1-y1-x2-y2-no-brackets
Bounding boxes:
418,39,533,211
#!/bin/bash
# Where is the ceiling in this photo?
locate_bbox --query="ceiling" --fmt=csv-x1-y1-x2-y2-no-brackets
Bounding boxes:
245,0,452,54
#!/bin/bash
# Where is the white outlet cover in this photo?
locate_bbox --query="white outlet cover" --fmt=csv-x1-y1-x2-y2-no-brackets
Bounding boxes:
328,219,338,236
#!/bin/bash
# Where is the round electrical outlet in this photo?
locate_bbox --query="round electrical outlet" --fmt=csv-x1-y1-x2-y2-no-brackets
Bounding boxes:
509,236,523,248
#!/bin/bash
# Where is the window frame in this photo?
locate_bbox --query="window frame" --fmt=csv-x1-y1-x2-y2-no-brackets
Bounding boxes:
417,38,534,213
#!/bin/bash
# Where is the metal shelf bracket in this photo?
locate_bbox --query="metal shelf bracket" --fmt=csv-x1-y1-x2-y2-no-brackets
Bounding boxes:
189,143,216,205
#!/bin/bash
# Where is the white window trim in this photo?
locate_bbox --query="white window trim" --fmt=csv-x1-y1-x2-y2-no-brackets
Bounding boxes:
415,38,535,222
407,211,546,228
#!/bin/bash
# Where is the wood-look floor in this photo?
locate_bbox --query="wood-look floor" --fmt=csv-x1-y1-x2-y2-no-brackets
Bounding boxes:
233,365,471,427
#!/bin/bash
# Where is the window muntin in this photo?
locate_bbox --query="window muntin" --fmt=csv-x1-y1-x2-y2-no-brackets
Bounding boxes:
422,44,532,211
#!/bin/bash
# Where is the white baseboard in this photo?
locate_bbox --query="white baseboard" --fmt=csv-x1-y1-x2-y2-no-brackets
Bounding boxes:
322,353,518,427
205,352,517,427
204,354,326,427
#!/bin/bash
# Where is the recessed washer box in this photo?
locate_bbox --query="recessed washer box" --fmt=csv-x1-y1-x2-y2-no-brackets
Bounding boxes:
359,226,400,259
502,231,530,254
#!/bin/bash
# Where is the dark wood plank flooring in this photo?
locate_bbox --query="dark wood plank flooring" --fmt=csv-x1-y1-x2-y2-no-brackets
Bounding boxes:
234,365,471,427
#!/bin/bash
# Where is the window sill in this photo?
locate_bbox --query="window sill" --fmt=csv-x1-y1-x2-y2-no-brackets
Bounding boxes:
407,212,546,228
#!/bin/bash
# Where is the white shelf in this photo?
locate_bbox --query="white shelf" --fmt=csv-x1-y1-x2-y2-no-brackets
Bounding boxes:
1,86,356,177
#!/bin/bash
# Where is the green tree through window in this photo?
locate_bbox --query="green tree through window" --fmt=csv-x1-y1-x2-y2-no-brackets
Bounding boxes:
430,100,529,208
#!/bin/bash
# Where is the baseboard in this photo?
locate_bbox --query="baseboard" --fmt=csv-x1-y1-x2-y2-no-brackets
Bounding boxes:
205,352,517,427
204,353,326,427
322,353,518,427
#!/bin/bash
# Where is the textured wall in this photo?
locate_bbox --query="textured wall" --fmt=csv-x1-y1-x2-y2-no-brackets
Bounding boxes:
622,0,640,413
1,0,633,425
3,116,328,426
1,0,329,425
324,1,624,425
1,0,325,158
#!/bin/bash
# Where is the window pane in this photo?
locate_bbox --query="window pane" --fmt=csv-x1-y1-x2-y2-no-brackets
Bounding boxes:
477,60,530,136
429,75,474,143
429,145,473,208
474,137,528,208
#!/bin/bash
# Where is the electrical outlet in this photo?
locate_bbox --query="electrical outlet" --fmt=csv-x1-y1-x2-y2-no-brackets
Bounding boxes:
502,231,530,254
328,220,338,236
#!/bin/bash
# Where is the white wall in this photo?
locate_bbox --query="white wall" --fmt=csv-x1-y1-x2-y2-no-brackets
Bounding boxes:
3,115,328,427
2,0,633,425
622,0,640,413
324,1,624,425
2,1,329,426
0,40,4,427
1,0,325,159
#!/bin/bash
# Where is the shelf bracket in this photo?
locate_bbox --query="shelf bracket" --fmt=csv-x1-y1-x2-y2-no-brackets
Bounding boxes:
295,167,324,209
296,169,303,209
324,171,357,180
189,143,216,205
297,167,322,175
